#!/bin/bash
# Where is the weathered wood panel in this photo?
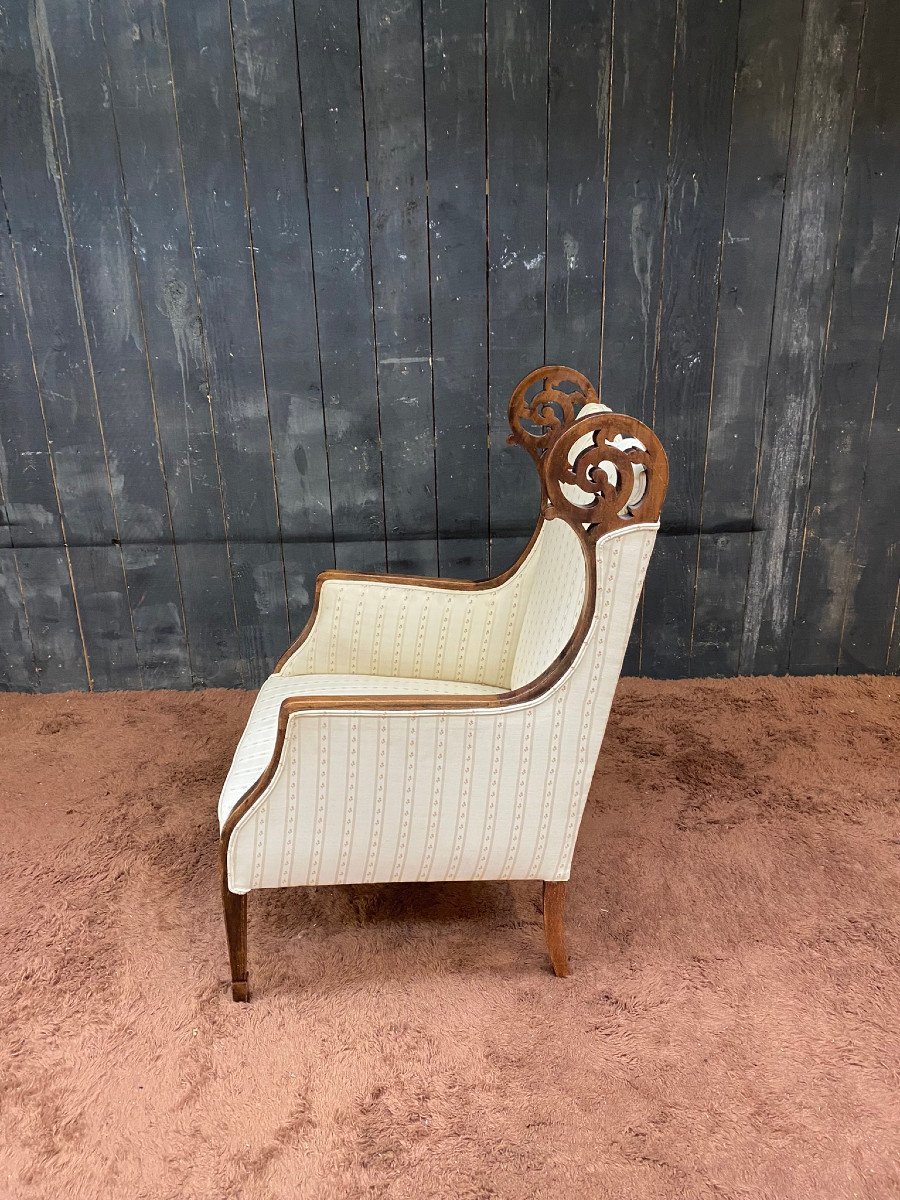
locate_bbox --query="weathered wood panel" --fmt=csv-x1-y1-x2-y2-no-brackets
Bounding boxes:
423,0,489,581
640,0,740,678
99,0,244,687
0,0,141,689
486,0,550,575
360,0,439,577
740,0,866,674
229,0,336,635
0,0,897,689
0,187,82,691
691,0,803,677
839,220,900,674
791,0,900,673
293,0,387,575
601,0,676,674
165,0,289,685
544,0,610,374
42,0,190,689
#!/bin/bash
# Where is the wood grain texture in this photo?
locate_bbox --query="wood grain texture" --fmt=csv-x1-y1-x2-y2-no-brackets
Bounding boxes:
544,0,610,374
601,0,676,674
691,0,803,677
165,0,289,685
600,0,677,426
486,0,550,575
791,0,900,674
423,0,489,581
640,0,740,678
229,0,336,638
740,0,866,675
42,0,190,689
839,219,900,674
0,0,140,689
0,188,82,691
293,0,387,576
99,0,243,687
359,0,439,577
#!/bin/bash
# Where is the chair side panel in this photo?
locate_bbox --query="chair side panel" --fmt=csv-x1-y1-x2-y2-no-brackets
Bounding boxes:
227,528,656,893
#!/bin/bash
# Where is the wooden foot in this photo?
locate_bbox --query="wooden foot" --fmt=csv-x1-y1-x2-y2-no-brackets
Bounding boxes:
543,881,570,977
222,882,249,1002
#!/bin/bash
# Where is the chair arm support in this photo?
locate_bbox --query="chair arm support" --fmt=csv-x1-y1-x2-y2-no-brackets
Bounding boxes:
220,684,581,892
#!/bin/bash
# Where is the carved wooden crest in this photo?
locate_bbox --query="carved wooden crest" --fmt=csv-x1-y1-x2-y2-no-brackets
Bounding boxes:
507,366,600,470
507,364,668,539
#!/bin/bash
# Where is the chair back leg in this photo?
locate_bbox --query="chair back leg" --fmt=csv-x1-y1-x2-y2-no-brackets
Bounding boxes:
222,880,249,1002
542,881,570,977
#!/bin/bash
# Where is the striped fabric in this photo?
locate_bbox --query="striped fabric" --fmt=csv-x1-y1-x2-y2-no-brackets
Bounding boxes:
280,519,585,690
224,523,657,893
218,674,502,827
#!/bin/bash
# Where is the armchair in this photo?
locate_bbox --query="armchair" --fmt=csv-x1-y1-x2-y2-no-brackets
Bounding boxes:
218,365,668,999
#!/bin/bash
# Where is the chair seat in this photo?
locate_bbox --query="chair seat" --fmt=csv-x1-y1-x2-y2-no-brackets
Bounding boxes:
218,673,503,825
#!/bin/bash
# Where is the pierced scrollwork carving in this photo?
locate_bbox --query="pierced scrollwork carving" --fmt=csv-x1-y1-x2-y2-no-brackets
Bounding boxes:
507,365,600,472
542,411,669,541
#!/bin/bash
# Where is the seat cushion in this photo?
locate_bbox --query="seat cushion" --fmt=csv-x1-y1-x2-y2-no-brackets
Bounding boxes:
218,673,502,826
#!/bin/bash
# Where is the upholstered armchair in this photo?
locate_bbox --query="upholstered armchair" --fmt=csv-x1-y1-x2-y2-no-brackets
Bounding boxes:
218,366,668,1000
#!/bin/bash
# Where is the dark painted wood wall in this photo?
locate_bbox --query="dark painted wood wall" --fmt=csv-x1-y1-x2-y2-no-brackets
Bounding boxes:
0,0,898,691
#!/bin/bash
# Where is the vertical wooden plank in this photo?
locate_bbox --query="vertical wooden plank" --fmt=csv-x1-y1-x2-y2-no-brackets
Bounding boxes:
229,0,336,634
791,0,900,673
0,0,141,689
486,0,550,575
839,232,900,674
691,0,803,677
544,0,610,373
0,543,36,691
164,0,290,685
0,190,82,691
740,0,866,675
38,0,190,689
293,0,386,574
640,0,740,678
359,0,438,577
14,548,85,690
600,0,676,424
98,0,243,687
601,0,676,673
423,0,489,581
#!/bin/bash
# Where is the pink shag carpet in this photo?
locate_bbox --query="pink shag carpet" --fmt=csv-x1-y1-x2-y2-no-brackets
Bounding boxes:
1,675,899,1199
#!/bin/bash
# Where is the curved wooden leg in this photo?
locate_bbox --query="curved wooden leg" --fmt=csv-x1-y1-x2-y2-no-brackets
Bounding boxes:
543,881,570,977
222,881,249,1002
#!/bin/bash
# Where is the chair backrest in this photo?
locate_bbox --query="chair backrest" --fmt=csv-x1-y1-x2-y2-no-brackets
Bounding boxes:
504,366,668,691
508,518,586,689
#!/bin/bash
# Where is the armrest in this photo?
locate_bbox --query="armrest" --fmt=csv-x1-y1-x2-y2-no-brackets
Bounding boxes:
221,674,581,892
277,563,531,686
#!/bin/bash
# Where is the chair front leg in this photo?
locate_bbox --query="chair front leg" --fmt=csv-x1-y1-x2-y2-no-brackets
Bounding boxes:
222,872,249,1002
542,881,570,977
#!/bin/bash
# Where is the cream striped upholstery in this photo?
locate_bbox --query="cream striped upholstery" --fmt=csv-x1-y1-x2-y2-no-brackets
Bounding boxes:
280,518,585,690
218,674,502,827
222,523,656,893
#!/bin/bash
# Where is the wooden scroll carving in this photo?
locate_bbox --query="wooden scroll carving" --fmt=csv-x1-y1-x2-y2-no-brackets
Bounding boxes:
541,412,668,541
507,365,600,473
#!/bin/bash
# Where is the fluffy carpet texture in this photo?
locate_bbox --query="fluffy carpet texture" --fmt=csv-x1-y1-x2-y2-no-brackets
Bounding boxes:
1,676,898,1199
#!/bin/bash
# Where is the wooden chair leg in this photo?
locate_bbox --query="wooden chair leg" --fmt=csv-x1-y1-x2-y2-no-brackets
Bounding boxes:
222,882,249,1002
543,881,570,977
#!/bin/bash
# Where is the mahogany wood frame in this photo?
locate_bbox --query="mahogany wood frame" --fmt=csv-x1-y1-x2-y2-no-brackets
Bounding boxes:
221,365,668,999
